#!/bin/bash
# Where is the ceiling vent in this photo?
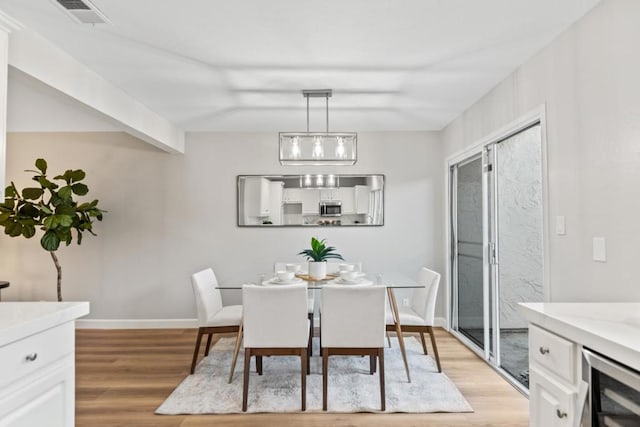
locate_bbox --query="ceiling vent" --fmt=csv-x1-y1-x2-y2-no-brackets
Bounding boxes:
52,0,110,24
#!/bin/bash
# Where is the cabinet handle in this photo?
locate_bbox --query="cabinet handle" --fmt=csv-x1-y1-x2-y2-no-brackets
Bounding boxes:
539,347,550,355
25,353,38,362
556,409,567,418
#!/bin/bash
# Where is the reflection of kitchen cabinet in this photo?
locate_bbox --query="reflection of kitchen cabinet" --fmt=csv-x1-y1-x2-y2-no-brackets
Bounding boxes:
319,188,339,201
355,185,371,214
244,177,270,217
283,188,302,203
302,189,319,214
337,187,355,214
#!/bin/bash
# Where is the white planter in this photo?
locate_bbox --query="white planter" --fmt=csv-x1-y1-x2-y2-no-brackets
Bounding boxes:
308,261,327,280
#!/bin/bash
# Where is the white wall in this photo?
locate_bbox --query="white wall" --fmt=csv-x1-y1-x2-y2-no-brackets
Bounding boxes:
0,131,444,319
442,0,640,303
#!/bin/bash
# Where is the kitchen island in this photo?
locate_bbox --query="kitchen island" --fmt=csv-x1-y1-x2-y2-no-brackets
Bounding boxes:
0,302,89,427
519,302,640,427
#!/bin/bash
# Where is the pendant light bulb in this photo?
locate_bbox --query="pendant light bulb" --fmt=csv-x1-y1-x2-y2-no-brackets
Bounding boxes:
335,136,345,158
290,136,300,159
312,136,324,158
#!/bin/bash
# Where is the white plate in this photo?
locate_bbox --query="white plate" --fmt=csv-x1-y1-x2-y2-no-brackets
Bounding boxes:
330,278,373,286
262,277,304,286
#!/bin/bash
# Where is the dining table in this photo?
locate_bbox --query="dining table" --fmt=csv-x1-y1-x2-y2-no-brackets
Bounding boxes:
217,272,423,384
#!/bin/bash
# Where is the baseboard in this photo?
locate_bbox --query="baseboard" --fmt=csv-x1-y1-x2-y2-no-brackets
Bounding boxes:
434,317,447,329
76,318,197,329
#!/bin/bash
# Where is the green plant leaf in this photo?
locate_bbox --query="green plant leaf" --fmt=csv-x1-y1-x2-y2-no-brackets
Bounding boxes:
69,170,86,183
37,176,58,190
6,221,23,237
22,224,36,238
41,230,60,251
4,185,16,198
71,183,88,196
43,215,59,230
18,203,40,218
57,215,73,228
22,188,43,200
39,205,53,215
0,212,10,224
58,186,72,200
35,158,47,174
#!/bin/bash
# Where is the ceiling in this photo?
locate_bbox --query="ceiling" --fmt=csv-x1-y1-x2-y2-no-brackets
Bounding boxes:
0,0,600,132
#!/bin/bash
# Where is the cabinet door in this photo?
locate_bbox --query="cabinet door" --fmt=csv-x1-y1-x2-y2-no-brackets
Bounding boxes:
337,187,355,214
283,188,302,202
529,368,576,427
302,190,319,214
0,357,74,427
259,178,270,215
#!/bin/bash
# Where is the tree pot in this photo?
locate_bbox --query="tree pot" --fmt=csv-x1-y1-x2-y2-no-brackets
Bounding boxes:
308,261,327,280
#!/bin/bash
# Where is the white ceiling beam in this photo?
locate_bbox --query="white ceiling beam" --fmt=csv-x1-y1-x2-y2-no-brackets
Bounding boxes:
6,27,184,154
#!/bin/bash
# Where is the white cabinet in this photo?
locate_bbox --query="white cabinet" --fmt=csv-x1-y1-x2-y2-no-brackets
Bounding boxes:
243,177,270,217
529,368,577,427
319,188,339,201
283,188,302,203
301,189,319,214
337,187,355,214
0,321,78,427
527,324,587,427
354,185,371,214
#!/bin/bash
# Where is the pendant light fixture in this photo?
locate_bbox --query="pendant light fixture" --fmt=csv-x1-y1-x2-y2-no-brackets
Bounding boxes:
279,89,357,165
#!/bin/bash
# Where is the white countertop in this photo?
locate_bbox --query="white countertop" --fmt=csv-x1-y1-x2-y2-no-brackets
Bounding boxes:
519,302,640,372
0,302,90,347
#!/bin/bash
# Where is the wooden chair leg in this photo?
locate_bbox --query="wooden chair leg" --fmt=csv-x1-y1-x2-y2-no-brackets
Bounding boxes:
322,349,329,411
256,355,263,375
190,328,204,374
242,348,251,412
428,326,442,373
204,333,213,356
370,355,376,374
386,331,392,348
420,331,429,355
228,324,243,384
300,348,307,411
378,348,386,411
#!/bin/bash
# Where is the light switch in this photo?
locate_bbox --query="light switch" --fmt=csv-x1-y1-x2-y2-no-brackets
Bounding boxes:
556,216,566,235
593,237,606,262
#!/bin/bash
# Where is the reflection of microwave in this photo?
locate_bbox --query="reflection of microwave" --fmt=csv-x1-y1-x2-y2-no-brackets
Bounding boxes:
319,201,342,217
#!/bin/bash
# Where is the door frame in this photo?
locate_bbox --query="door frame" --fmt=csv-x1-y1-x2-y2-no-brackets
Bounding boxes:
444,105,550,389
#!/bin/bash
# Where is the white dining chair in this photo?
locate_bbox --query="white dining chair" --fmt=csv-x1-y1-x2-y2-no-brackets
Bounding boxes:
321,285,387,411
190,268,243,375
274,261,315,357
385,267,442,372
242,284,310,412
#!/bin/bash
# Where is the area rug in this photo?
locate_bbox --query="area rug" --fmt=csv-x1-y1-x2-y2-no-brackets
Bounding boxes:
156,337,473,414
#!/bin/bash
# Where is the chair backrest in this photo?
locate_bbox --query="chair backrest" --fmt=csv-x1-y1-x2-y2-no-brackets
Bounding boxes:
191,268,224,325
243,284,309,348
274,262,308,274
321,285,386,348
410,267,441,325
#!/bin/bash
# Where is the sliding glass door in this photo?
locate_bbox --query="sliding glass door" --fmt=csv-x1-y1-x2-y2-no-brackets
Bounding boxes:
450,122,544,391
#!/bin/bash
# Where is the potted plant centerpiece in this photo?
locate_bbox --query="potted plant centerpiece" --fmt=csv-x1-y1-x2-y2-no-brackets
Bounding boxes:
298,237,344,279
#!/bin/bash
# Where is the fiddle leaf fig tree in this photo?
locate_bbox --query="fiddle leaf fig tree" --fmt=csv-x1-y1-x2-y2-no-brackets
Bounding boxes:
0,158,105,301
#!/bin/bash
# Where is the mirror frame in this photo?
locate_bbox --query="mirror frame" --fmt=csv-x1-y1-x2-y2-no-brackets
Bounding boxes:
237,174,385,227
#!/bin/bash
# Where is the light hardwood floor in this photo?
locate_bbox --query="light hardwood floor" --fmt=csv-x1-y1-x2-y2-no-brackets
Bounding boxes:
76,328,528,426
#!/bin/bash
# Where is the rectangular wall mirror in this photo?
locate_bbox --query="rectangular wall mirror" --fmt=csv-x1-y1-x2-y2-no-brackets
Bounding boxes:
237,174,384,227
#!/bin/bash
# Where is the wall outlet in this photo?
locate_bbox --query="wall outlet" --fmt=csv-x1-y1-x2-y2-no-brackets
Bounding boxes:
402,298,410,307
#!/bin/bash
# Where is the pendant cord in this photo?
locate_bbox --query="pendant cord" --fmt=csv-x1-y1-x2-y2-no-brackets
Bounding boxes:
326,94,329,132
306,95,310,133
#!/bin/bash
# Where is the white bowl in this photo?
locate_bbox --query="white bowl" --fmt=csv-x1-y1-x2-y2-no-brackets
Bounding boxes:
276,270,295,281
340,271,358,281
285,263,300,273
339,263,355,272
